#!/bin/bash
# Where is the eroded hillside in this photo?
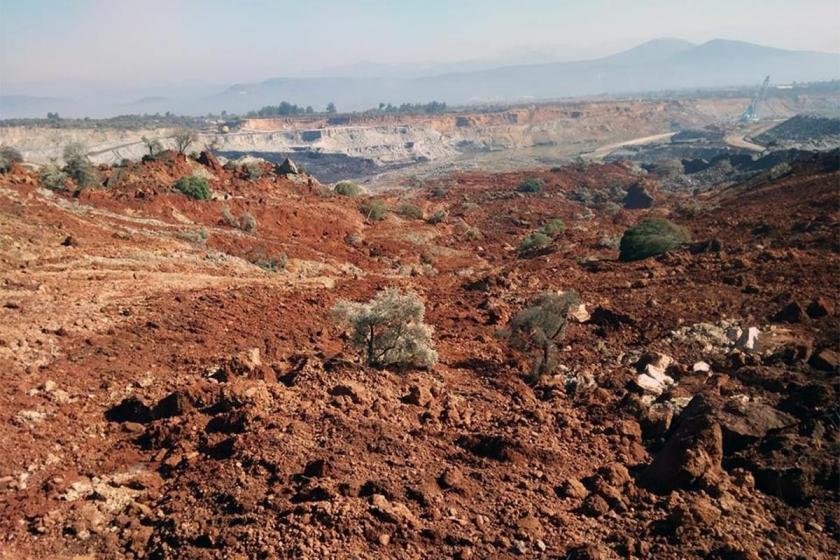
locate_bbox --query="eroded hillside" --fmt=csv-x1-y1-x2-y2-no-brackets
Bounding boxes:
0,150,838,559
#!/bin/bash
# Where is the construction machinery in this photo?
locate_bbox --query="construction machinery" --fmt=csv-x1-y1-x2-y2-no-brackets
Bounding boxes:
740,76,770,122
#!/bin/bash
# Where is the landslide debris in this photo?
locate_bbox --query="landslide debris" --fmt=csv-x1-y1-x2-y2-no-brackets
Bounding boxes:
0,148,837,559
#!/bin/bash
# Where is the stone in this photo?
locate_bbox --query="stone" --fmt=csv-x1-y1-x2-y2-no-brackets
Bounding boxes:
773,301,807,323
276,158,299,175
105,397,153,423
692,361,711,373
557,477,588,499
735,327,760,352
403,383,434,407
641,395,724,493
154,391,191,419
439,467,465,491
581,494,610,517
569,303,591,323
623,183,654,209
597,463,631,487
331,382,370,404
806,297,833,318
809,349,839,372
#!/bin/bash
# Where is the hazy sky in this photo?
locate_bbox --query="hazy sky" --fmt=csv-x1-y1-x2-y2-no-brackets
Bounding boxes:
1,0,838,94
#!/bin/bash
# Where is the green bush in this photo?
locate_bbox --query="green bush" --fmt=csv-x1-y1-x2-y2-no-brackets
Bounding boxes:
63,143,99,188
619,218,690,261
539,218,565,237
519,231,552,255
173,176,211,200
0,145,23,172
427,209,447,224
40,162,68,191
396,203,423,220
334,181,361,197
243,163,264,180
516,178,543,193
359,199,389,221
332,288,437,369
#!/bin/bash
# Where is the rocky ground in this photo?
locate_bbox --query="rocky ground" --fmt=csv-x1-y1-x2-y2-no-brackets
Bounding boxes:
0,148,837,559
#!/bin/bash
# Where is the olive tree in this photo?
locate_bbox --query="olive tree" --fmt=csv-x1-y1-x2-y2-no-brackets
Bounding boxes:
332,288,437,369
62,143,99,188
499,291,580,383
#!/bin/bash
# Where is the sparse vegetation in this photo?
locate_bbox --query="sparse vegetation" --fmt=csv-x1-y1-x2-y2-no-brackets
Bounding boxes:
768,162,792,181
334,181,361,197
396,203,423,220
519,231,552,255
173,176,211,200
254,253,288,272
374,101,448,114
0,145,23,172
40,161,68,191
539,218,565,237
141,136,164,159
177,227,209,244
62,143,99,188
499,291,581,383
173,129,198,154
243,163,264,180
332,288,437,369
221,206,256,232
516,178,543,193
359,199,389,221
618,217,690,261
427,209,447,224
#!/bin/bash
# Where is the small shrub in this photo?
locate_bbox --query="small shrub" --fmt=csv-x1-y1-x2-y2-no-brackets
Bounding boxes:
498,291,581,383
396,203,423,220
618,217,690,261
173,176,211,200
63,143,99,188
0,145,23,172
40,162,68,191
430,186,448,199
359,199,389,221
254,253,288,272
768,162,792,181
238,211,257,232
539,218,565,237
105,168,125,189
597,234,621,250
519,231,552,255
222,206,256,232
178,227,208,244
427,209,447,224
243,163,264,180
332,288,437,369
141,136,164,159
517,178,543,193
334,181,361,197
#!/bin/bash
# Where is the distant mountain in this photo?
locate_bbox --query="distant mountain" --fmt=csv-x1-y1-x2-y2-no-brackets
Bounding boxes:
2,38,838,118
207,39,839,114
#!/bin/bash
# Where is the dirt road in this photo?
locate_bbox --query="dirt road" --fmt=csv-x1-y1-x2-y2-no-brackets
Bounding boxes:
584,131,677,160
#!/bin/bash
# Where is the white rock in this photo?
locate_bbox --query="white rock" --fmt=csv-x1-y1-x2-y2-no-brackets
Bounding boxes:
692,361,711,373
569,303,591,323
736,327,761,352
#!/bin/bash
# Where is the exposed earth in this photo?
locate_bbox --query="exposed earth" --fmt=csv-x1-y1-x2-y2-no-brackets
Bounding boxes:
0,139,838,559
